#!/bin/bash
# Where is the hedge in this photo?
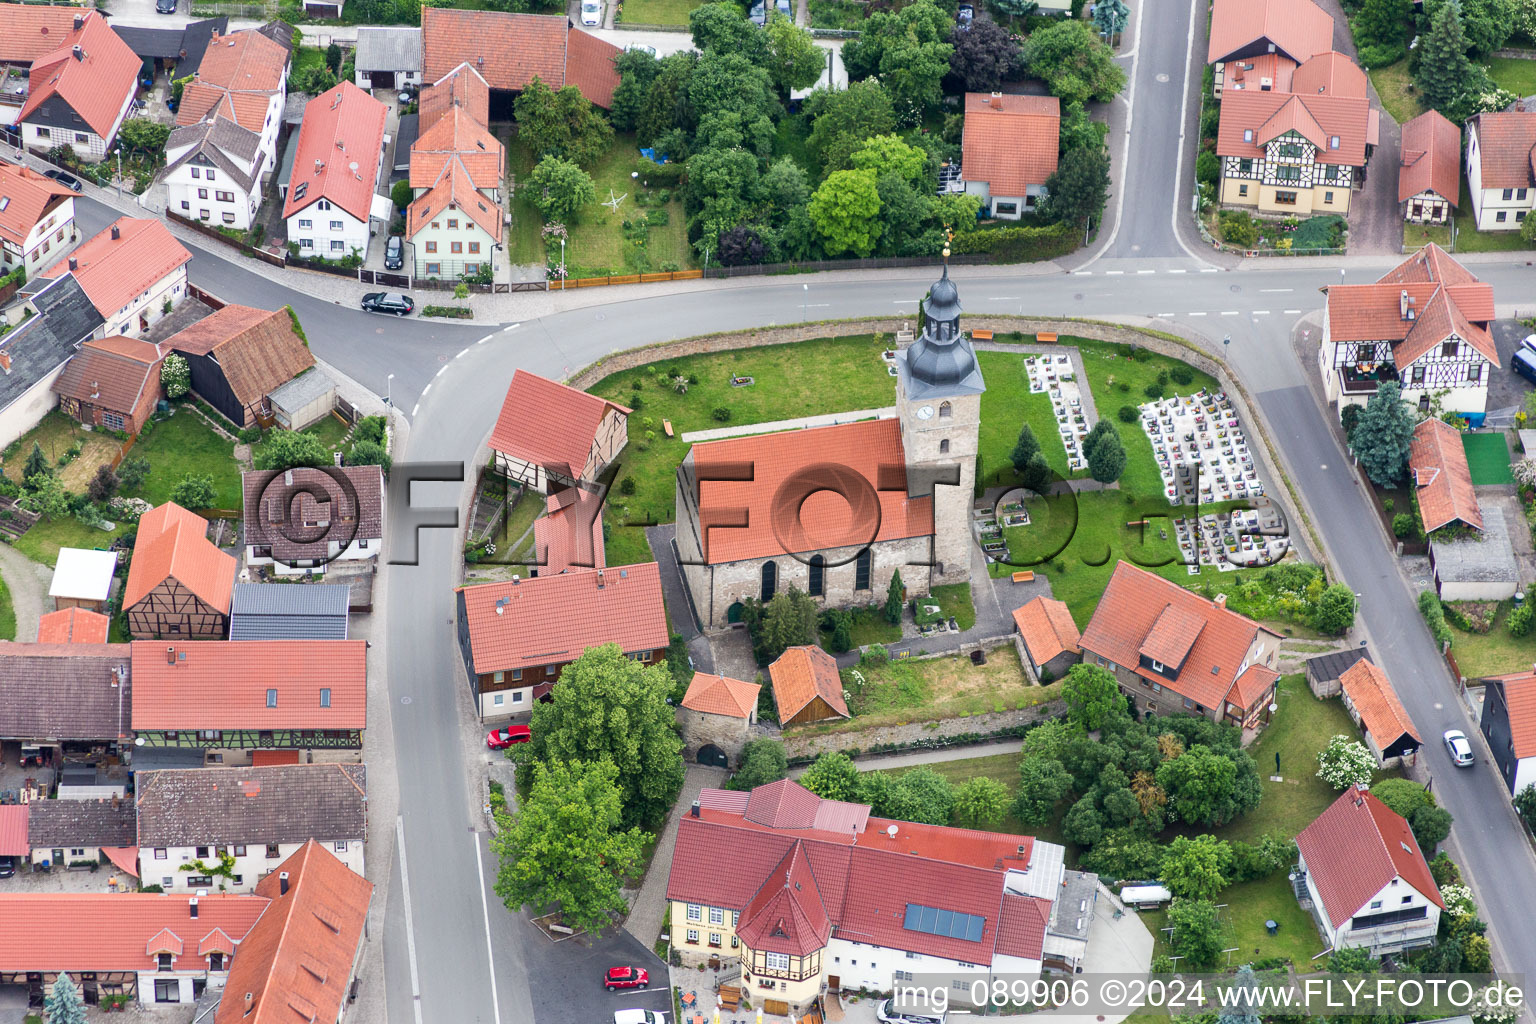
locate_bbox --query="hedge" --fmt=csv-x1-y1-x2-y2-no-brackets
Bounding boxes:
1418,589,1453,648
950,222,1079,264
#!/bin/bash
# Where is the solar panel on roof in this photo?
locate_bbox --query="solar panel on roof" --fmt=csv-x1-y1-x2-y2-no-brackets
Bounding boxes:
903,903,984,941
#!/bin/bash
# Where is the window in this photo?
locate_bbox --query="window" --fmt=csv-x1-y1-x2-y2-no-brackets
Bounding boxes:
939,401,951,418
761,560,777,602
709,906,724,924
686,929,699,944
331,240,345,251
1243,128,1254,142
102,412,124,431
465,263,480,275
448,219,458,229
216,191,233,202
75,132,88,143
1497,211,1508,223
299,219,312,229
1275,166,1300,182
1324,191,1334,204
993,201,1018,215
731,936,739,948
709,933,722,947
1521,212,1530,223
1183,697,1195,709
765,953,790,972
1277,143,1304,158
320,688,331,707
808,554,824,597
330,220,344,231
196,846,210,858
209,952,224,971
334,841,347,852
469,242,481,253
1238,158,1253,174
1150,659,1164,673
1402,895,1413,904
266,689,277,708
1442,341,1458,358
181,201,190,210
687,904,702,921
154,848,167,860
1238,184,1248,197
451,241,462,254
1275,191,1297,205
426,241,437,253
318,200,332,210
191,168,200,178
1503,189,1515,201
186,875,212,888
266,844,280,858
199,210,210,221
855,548,871,590
1412,366,1425,384
512,668,523,681
198,188,208,199
1370,900,1383,909
511,690,525,704
154,979,179,1002
426,263,439,275
1329,135,1340,150
492,693,504,706
234,846,246,857
732,911,739,925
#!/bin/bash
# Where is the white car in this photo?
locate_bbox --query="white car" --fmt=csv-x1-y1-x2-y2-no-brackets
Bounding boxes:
1444,729,1474,767
614,1012,666,1024
877,999,946,1024
581,0,602,24
625,43,658,56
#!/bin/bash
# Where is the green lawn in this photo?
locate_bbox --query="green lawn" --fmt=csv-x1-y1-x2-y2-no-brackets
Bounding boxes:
1489,56,1536,98
1366,60,1419,126
843,604,902,646
505,134,546,267
13,518,129,567
2,411,125,493
930,583,976,631
1141,872,1325,967
1463,431,1513,484
1445,178,1534,253
1445,600,1530,679
617,0,703,25
605,525,655,568
482,488,544,564
129,411,244,511
0,571,14,641
249,415,350,468
922,752,1080,863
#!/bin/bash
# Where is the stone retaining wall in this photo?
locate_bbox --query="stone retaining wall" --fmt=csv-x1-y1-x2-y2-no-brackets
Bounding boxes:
780,697,1066,761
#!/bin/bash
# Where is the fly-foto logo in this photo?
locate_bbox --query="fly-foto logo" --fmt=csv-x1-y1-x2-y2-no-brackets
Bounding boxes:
247,465,365,570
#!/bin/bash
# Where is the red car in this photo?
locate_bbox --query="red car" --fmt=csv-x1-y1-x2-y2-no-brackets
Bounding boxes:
604,966,649,991
486,725,532,750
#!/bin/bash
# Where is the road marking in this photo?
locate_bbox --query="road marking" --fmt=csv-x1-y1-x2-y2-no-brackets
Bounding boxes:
396,818,425,1024
1136,270,1155,275
1074,271,1092,276
1166,269,1187,274
1158,313,1179,317
1105,270,1124,276
422,384,433,397
411,402,420,417
503,323,521,333
475,835,503,1024
986,297,1021,301
474,333,497,346
1284,308,1302,314
455,348,471,359
892,300,914,304
1260,288,1293,293
1189,311,1207,316
1168,0,1216,267
435,365,449,379
804,303,830,307
1252,310,1270,315
1220,310,1240,316
1200,268,1220,273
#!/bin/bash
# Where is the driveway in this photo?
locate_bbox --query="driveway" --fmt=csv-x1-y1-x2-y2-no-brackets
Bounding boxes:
1486,319,1533,425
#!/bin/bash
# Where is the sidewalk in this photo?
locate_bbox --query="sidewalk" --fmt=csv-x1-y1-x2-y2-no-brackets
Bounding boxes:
680,406,894,442
787,738,1022,777
623,763,728,948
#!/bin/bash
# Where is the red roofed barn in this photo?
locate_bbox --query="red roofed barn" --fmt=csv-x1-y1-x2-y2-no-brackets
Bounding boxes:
489,369,629,492
51,336,166,435
1409,418,1482,534
959,92,1059,220
17,10,140,162
124,501,238,640
768,645,849,726
1011,595,1081,681
1336,658,1422,767
420,8,621,110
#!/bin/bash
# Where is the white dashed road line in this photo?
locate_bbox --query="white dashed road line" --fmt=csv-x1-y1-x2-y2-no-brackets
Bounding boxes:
411,403,420,417
1220,310,1240,316
1260,288,1293,293
1252,310,1270,315
1284,308,1302,314
396,818,424,1024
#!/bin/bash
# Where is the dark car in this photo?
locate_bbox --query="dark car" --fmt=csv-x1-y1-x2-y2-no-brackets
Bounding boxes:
42,168,82,193
156,0,179,12
957,3,974,25
750,0,766,24
776,0,792,15
1514,348,1536,387
0,856,14,879
487,725,532,750
361,292,414,316
605,967,649,991
384,235,404,271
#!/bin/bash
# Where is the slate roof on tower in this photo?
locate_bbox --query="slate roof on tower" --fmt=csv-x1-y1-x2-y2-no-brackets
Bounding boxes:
897,267,985,401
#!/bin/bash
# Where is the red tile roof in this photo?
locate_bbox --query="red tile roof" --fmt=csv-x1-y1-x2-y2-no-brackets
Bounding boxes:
1399,109,1461,204
1295,787,1444,927
0,805,27,856
1410,418,1482,533
40,218,191,321
1207,0,1335,64
0,162,74,249
960,92,1059,198
1291,51,1366,98
1138,603,1207,669
165,304,315,410
1221,53,1296,93
996,893,1051,960
456,564,668,675
736,843,833,956
1229,663,1279,710
1218,88,1371,165
123,502,237,614
37,607,111,644
768,645,850,721
410,105,503,192
0,4,84,64
177,30,289,134
488,370,629,479
215,841,373,1024
682,672,759,718
1012,596,1081,665
1326,246,1498,365
420,9,621,108
1079,561,1279,711
0,892,267,972
533,485,605,575
419,62,490,133
1338,658,1420,748
129,640,368,731
282,81,388,224
1468,111,1536,190
18,12,140,141
688,417,934,564
1483,670,1536,759
52,336,164,416
406,156,504,242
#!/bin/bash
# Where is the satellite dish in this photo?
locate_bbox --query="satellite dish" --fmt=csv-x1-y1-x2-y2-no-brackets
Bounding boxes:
886,824,898,838
349,162,359,173
135,737,145,746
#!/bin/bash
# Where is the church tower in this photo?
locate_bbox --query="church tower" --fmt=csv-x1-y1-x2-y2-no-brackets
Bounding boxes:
894,262,985,585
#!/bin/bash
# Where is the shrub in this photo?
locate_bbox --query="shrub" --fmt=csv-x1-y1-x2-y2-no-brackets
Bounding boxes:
1509,603,1534,638
619,477,636,496
1144,381,1164,399
949,222,1080,263
711,407,732,422
1117,405,1138,423
1316,734,1376,790
1418,590,1453,648
1392,513,1415,538
1356,42,1406,68
1195,150,1220,186
1170,366,1194,386
1218,209,1259,248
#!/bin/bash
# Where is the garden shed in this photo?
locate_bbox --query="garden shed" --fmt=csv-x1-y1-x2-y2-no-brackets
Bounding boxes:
268,370,337,431
1431,503,1518,601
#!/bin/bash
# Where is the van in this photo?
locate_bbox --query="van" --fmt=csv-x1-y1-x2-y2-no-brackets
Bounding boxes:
1513,348,1536,387
877,999,947,1024
614,1011,667,1024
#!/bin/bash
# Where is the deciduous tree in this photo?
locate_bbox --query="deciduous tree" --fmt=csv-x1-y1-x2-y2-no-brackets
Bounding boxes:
118,119,172,161
1316,734,1376,790
1312,583,1357,635
841,0,954,111
809,169,882,256
514,77,615,167
1022,20,1126,105
1161,834,1233,899
1166,898,1223,969
753,587,820,664
800,751,863,801
1015,757,1074,824
728,738,789,790
806,80,897,174
1062,662,1124,731
525,156,598,222
170,473,216,510
161,353,190,399
87,464,119,504
254,430,330,471
1043,144,1111,228
766,13,828,92
848,134,930,189
952,776,1010,828
948,19,1022,92
690,0,771,62
1156,744,1258,827
117,456,150,493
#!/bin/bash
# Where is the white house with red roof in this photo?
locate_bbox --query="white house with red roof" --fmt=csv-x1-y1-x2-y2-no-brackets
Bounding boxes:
282,81,389,261
958,92,1060,220
0,162,78,275
38,217,192,340
667,780,1089,1013
488,369,630,492
1465,110,1536,231
16,10,140,162
1294,785,1444,955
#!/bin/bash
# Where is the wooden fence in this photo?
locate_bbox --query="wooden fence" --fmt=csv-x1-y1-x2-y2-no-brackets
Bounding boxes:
703,254,991,278
167,212,286,268
555,269,703,289
187,283,227,310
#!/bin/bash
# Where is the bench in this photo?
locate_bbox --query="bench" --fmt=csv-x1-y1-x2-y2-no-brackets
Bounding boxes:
1012,570,1035,583
663,419,674,438
972,329,994,341
1037,331,1059,343
717,986,740,1011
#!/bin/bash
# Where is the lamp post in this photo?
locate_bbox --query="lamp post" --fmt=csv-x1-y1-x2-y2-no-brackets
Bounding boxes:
1223,334,1231,359
386,373,394,408
559,236,566,291
802,282,808,322
114,148,122,201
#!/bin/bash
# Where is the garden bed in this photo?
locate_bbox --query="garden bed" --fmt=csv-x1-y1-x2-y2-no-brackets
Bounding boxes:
2,411,125,492
1212,210,1346,253
422,305,474,319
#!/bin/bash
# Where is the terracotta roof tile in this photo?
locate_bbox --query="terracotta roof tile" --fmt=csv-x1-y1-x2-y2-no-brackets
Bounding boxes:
1079,561,1278,710
130,639,367,732
960,92,1059,197
1410,418,1482,533
1468,111,1536,190
51,335,163,416
419,62,490,133
736,843,833,956
0,805,26,856
768,645,849,721
406,157,503,242
682,672,759,718
123,502,237,613
688,417,934,564
1230,664,1279,710
196,29,288,93
165,304,314,409
0,892,267,972
1326,246,1499,365
282,81,387,224
1296,787,1443,927
1399,109,1461,204
1291,51,1366,98
563,26,622,109
1219,87,1370,165
1221,53,1296,93
0,162,74,250
0,644,131,740
1338,658,1420,749
136,764,366,847
745,779,824,829
995,893,1050,960
1207,0,1335,63
1484,671,1536,758
410,106,503,191
420,8,619,107
241,465,384,561
1138,604,1207,669
456,564,668,675
40,218,191,322
18,13,141,141
1011,596,1080,665
533,485,604,575
37,607,111,644
0,4,85,64
488,370,629,479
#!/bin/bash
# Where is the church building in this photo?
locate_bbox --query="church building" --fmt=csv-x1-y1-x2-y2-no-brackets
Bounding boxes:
674,268,985,630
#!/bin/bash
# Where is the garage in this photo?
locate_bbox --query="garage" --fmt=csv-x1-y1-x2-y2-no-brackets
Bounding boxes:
697,744,729,768
369,70,395,89
302,0,342,17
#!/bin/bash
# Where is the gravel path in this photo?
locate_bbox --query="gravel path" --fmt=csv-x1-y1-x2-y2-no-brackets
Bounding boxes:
0,541,53,642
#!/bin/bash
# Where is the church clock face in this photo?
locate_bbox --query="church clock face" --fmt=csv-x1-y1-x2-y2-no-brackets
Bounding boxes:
916,405,934,420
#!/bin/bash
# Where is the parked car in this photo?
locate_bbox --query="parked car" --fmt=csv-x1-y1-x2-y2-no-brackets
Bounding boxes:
0,856,14,879
957,3,974,26
384,235,404,271
1521,333,1536,355
43,168,81,192
776,0,793,15
877,1000,946,1024
614,1012,666,1024
581,0,602,24
750,0,766,24
625,43,658,56
604,967,649,990
1443,729,1474,767
486,725,532,750
156,0,178,12
361,292,414,316
1514,348,1536,386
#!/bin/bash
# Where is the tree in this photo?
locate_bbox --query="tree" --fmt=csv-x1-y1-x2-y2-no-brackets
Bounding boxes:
491,759,649,936
117,456,150,493
1063,794,1105,845
728,738,789,791
254,430,330,471
1371,777,1435,820
297,65,337,95
525,156,598,222
1218,965,1262,1024
1353,381,1415,486
1062,663,1123,731
1010,422,1041,473
1022,20,1126,105
118,119,172,161
44,971,86,1024
952,776,1010,828
948,20,1022,92
161,353,190,399
1156,744,1258,827
609,48,660,132
883,570,906,625
170,473,216,510
1167,898,1224,969
766,14,827,91
1312,583,1356,635
1316,734,1376,790
841,0,955,112
87,464,119,504
21,472,69,520
849,134,930,189
23,441,48,482
513,77,615,167
345,439,391,472
1416,0,1477,115
806,81,897,174
1015,757,1074,824
1355,0,1413,51
800,751,863,801
684,147,760,244
754,587,819,664
1059,101,1108,154
325,42,343,73
869,765,955,824
1161,834,1233,899
1516,784,1536,830
691,0,771,62
718,225,766,266
808,169,882,257
1411,805,1454,854
1044,143,1111,230
391,178,413,211
1084,420,1126,483
524,643,685,828
1091,0,1130,39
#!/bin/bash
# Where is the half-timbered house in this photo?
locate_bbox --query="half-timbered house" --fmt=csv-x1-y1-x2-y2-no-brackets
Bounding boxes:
487,370,630,492
1319,244,1499,422
123,502,237,640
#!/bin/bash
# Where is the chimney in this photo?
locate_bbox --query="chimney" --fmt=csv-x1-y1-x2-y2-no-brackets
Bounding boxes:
596,569,605,588
1214,593,1227,610
690,800,700,818
279,871,290,895
73,13,83,29
190,897,199,919
333,452,343,467
166,645,176,665
0,352,9,375
244,994,254,1014
91,382,99,399
68,257,78,271
989,92,1003,110
284,469,293,486
1400,289,1409,319
110,224,120,241
71,45,83,62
